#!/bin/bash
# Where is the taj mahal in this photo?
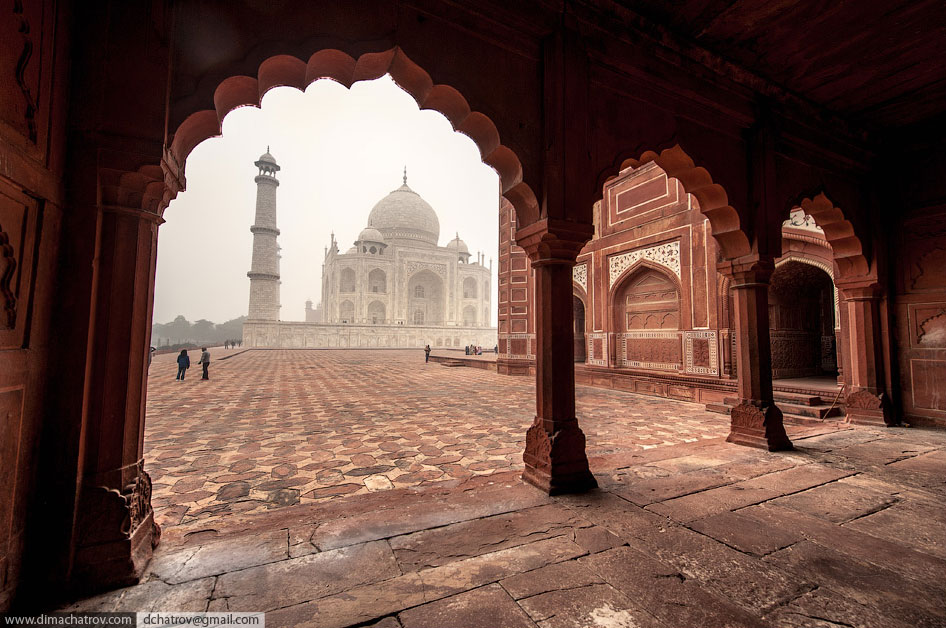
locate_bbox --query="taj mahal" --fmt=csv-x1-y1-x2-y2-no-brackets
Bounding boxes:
241,150,496,349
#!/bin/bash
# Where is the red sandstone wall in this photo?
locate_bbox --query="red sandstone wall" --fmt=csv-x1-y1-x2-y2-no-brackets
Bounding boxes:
497,198,535,374
0,0,69,610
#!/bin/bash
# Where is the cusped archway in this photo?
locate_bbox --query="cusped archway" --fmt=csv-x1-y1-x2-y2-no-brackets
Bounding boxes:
168,47,540,229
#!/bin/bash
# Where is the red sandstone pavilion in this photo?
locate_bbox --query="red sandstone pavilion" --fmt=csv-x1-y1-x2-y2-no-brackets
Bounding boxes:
1,0,945,617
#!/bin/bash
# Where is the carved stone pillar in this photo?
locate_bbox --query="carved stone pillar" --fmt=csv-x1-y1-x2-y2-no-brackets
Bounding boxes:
71,179,165,592
516,221,597,494
719,258,792,451
837,282,893,426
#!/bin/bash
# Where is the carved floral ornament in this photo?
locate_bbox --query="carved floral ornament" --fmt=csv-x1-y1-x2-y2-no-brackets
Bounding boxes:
573,263,587,291
608,241,681,287
0,225,16,329
405,261,446,278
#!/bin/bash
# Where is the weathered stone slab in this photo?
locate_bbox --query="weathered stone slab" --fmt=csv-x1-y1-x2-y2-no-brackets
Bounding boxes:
557,492,669,542
267,536,586,628
214,540,400,611
764,540,946,628
767,585,915,628
770,481,899,524
389,504,587,572
646,482,778,522
835,439,936,465
746,503,946,584
573,525,624,554
688,510,803,557
148,528,288,584
517,583,664,628
634,524,814,614
500,561,604,600
311,482,550,550
63,577,215,612
615,456,799,506
398,584,537,628
581,546,767,627
843,498,946,560
886,449,946,474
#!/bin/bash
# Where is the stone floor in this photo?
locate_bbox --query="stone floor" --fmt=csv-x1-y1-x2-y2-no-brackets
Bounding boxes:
145,349,732,532
67,422,946,627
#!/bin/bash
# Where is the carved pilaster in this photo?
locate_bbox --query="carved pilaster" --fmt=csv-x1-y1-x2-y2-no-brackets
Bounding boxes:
718,256,791,451
516,220,596,494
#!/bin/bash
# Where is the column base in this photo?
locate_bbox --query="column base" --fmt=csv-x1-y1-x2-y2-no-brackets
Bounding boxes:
497,358,534,376
70,468,160,595
727,401,793,451
522,419,597,495
844,390,894,427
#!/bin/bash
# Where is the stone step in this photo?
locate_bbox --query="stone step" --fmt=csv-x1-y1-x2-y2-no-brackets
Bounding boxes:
704,403,731,415
440,359,468,367
779,402,844,420
723,392,825,407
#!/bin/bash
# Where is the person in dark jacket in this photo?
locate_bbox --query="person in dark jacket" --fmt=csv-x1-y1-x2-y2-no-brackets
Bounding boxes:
424,344,431,363
176,349,190,380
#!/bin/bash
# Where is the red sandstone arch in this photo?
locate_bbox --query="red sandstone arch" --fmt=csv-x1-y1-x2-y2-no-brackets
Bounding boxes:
168,47,540,227
598,146,751,261
793,193,870,280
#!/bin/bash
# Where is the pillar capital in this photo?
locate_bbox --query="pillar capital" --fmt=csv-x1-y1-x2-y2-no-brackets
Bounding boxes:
836,279,882,300
515,219,593,265
717,255,776,287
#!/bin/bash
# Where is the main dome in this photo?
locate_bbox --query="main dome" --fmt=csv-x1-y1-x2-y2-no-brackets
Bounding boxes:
367,178,440,247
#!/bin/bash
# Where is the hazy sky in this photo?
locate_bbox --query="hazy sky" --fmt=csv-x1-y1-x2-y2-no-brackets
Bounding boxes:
154,75,500,325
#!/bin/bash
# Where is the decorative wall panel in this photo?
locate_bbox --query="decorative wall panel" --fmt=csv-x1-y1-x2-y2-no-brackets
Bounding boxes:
608,241,681,286
617,331,681,370
684,330,718,375
586,332,608,366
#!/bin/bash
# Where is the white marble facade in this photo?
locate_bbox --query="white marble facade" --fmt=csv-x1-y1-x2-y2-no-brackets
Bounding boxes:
244,166,496,349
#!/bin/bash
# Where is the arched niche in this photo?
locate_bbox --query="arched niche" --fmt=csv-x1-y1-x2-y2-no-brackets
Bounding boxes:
463,276,477,299
408,270,443,326
611,264,681,332
340,267,356,293
368,268,386,294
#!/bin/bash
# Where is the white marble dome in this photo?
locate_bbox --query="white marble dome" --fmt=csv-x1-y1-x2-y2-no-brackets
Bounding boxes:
367,180,440,247
446,234,469,254
358,227,385,243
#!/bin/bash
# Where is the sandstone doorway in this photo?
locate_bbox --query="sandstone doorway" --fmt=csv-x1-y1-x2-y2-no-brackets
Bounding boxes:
768,260,839,382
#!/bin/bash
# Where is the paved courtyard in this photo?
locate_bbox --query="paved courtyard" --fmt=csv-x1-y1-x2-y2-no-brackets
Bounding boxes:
70,420,946,627
145,349,735,531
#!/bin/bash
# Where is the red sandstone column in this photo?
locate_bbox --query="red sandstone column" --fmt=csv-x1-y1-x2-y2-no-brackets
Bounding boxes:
516,221,597,494
837,282,893,426
71,202,162,591
720,258,792,451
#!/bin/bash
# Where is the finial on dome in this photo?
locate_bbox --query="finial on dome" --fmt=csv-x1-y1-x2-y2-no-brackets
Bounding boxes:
267,145,270,153
403,166,407,185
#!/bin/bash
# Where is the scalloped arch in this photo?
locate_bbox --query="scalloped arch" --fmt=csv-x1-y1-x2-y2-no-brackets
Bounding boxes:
795,193,870,280
598,145,751,261
169,46,539,227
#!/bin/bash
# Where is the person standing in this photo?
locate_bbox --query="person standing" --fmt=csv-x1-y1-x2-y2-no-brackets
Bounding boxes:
197,347,211,380
424,344,431,363
176,349,190,380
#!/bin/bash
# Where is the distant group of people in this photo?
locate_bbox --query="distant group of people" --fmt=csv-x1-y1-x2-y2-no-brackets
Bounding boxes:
223,339,242,349
176,347,211,381
466,345,483,355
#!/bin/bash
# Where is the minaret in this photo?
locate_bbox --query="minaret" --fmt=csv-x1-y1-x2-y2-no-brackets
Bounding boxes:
247,147,281,320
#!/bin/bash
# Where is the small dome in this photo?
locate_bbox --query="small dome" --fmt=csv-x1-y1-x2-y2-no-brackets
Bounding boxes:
358,227,385,243
366,171,440,246
446,234,469,254
258,151,276,163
